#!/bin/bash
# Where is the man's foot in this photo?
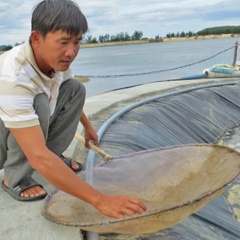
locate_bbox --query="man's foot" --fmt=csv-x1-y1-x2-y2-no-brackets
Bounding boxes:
70,160,81,171
2,176,47,201
60,155,83,172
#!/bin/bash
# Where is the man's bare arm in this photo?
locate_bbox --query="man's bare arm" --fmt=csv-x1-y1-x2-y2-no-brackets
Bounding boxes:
10,125,147,218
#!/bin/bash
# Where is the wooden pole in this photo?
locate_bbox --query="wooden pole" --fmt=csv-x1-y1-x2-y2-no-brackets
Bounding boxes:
232,41,239,67
75,133,113,161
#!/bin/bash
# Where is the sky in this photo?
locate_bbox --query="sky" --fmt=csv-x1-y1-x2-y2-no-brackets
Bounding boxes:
1,0,240,45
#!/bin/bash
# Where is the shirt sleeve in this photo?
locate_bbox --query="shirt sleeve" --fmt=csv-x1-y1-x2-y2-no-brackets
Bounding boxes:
0,76,40,128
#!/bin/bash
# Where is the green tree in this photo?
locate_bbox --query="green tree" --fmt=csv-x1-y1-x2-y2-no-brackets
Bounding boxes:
90,37,98,43
85,34,93,43
2,45,12,51
187,31,194,37
124,32,131,41
131,31,143,40
99,34,110,43
180,31,186,37
195,26,240,36
166,33,171,38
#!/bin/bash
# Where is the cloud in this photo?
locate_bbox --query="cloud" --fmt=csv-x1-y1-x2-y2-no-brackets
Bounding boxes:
200,2,240,22
78,0,240,39
0,0,39,44
1,0,240,45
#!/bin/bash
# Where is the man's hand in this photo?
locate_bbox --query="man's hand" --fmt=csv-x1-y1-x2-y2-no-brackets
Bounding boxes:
84,127,98,148
94,194,147,219
80,112,98,147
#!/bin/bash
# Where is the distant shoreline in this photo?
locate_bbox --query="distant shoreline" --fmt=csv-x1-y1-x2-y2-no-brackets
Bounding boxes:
0,34,239,54
81,34,240,48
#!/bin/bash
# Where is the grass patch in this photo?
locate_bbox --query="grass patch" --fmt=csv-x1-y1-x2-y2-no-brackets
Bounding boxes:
75,76,90,83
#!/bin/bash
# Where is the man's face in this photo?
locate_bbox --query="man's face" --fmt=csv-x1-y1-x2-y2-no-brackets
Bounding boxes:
32,30,81,75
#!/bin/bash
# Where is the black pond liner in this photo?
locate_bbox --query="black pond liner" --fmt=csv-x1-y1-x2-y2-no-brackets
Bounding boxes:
95,82,240,239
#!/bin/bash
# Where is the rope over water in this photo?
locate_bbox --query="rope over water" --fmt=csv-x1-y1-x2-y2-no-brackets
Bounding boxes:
82,45,235,78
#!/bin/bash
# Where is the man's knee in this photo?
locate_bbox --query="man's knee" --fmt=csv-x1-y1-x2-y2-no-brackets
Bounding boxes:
73,78,86,96
59,79,86,111
62,78,86,98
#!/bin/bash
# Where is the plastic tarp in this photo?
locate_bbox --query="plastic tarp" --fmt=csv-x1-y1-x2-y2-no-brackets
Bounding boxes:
95,83,240,239
99,84,240,155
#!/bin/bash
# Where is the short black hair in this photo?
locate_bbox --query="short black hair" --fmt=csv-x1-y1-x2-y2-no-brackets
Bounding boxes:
31,0,88,38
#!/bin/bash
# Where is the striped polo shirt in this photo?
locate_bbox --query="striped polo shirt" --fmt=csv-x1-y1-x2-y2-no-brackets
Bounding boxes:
0,42,73,128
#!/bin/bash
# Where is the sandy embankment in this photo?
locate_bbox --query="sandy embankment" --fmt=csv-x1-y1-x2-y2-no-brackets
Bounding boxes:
163,34,240,42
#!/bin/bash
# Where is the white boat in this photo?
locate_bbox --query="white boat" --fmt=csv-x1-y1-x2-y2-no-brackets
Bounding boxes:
204,63,240,77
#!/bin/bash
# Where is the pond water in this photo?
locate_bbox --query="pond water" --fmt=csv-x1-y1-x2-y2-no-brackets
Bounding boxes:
71,37,239,97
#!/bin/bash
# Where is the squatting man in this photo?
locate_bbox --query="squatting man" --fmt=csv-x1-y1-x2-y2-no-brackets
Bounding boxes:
0,0,147,219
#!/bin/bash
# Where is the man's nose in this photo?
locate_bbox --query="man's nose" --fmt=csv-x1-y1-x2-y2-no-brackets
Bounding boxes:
65,45,78,57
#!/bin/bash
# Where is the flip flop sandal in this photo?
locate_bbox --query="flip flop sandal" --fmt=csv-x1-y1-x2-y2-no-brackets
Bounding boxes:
1,176,47,201
60,155,83,172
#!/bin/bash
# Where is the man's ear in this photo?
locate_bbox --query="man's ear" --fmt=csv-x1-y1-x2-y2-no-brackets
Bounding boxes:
30,31,41,45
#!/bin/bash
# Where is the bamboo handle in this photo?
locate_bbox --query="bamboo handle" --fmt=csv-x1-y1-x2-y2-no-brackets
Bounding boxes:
75,133,113,161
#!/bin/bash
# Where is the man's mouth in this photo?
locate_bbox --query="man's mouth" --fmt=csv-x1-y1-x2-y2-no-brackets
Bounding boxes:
60,60,72,65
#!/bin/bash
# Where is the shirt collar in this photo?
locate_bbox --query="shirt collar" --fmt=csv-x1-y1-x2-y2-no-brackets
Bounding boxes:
23,41,55,80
